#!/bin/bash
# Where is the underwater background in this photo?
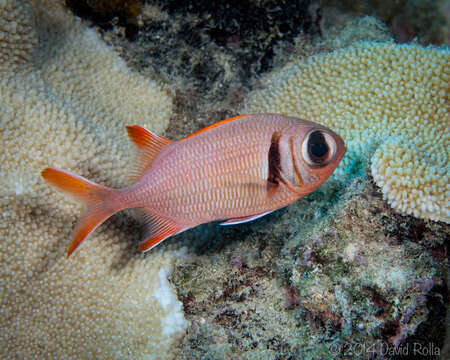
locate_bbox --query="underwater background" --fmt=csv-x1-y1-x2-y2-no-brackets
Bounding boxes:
0,0,448,359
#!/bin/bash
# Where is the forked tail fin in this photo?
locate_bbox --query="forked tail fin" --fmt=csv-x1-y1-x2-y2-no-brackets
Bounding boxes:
41,168,120,256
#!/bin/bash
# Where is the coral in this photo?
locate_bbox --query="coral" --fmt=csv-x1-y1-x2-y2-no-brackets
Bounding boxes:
0,0,186,358
244,39,449,223
371,138,448,223
0,0,38,70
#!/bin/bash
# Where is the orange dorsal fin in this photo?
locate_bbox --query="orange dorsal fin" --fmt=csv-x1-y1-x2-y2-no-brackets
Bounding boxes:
136,207,187,252
181,114,249,140
126,125,172,181
41,168,119,256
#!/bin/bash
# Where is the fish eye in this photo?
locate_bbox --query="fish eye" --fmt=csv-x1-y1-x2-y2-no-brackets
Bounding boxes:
302,130,336,166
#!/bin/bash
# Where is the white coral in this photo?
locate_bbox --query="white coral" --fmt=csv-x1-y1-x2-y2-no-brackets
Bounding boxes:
245,32,449,223
0,1,187,359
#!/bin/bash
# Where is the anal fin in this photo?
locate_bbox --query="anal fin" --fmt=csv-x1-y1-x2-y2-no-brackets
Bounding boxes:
220,211,274,226
138,230,183,252
136,208,187,252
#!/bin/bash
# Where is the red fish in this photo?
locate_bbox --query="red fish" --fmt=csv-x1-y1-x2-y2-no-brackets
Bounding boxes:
41,114,346,256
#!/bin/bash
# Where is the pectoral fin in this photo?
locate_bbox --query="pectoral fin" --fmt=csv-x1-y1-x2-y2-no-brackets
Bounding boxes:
220,211,274,226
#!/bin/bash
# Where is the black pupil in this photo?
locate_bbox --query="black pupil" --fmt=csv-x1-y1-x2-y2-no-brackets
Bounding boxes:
308,131,329,162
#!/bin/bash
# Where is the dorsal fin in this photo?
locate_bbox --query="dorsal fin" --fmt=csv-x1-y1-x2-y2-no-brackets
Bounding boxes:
181,114,249,140
126,125,172,181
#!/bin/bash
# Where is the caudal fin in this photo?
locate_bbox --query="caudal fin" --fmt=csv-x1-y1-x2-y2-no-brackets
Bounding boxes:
41,168,119,256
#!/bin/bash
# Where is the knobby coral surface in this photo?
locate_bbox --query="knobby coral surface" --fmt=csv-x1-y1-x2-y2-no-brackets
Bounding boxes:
0,0,187,358
245,38,449,223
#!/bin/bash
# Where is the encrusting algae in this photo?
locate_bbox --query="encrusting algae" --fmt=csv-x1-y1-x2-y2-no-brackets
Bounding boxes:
0,0,187,358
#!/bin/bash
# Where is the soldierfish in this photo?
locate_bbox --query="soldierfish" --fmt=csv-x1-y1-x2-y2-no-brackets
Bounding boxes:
41,114,346,256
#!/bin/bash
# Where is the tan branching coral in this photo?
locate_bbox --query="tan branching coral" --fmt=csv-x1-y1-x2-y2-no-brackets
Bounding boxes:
0,0,187,358
245,41,449,223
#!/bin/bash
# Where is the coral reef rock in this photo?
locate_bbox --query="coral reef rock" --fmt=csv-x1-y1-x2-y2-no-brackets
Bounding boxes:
172,175,448,359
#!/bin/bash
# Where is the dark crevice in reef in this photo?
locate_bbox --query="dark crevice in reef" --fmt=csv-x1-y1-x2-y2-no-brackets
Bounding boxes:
391,282,448,360
64,0,319,138
160,0,316,75
65,0,142,39
136,0,318,138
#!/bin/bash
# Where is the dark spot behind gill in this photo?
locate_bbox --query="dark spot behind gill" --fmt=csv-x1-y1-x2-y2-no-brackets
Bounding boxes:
267,132,283,193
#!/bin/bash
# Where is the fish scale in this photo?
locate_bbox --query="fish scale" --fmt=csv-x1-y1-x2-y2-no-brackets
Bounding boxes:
41,113,346,255
149,138,269,220
163,124,279,218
